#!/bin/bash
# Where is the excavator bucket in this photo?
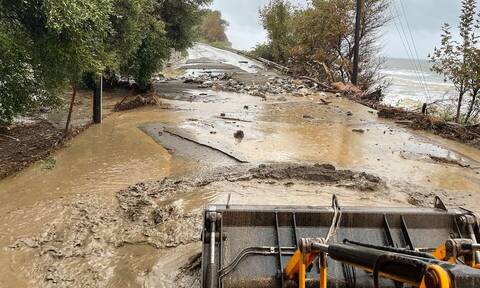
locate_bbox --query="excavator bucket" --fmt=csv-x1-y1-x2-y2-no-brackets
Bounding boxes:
201,196,480,288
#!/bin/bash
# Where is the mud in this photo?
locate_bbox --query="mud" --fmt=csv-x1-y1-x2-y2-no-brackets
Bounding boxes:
0,89,133,180
249,163,383,191
114,94,168,112
4,163,384,287
2,43,480,288
0,120,63,179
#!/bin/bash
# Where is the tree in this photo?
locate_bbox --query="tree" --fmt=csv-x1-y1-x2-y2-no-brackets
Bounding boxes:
197,10,231,47
464,9,480,123
430,0,479,123
0,24,59,127
0,0,211,128
43,0,114,133
157,0,212,51
115,0,212,90
259,0,390,90
260,0,293,63
0,0,113,132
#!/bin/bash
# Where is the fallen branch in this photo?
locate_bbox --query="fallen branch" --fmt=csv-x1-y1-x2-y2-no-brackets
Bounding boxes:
318,99,332,105
298,76,331,90
0,134,20,142
215,116,253,123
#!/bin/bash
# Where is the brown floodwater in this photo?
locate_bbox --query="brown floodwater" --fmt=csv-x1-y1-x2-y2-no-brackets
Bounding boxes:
0,109,185,213
168,91,480,195
0,87,479,287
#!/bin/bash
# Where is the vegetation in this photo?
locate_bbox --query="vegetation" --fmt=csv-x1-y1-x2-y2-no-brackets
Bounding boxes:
255,0,391,91
196,9,231,49
259,0,292,63
430,0,480,124
0,0,211,129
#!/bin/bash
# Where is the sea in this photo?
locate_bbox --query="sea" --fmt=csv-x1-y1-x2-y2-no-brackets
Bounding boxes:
380,58,457,108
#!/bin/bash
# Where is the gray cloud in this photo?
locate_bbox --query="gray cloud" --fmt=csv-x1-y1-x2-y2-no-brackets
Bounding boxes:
383,0,462,59
211,0,465,59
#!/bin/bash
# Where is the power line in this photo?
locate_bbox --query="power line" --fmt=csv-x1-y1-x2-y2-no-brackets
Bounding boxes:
392,3,429,101
398,0,432,100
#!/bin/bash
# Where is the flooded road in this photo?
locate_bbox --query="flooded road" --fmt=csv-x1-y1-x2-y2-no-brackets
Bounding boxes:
0,44,479,287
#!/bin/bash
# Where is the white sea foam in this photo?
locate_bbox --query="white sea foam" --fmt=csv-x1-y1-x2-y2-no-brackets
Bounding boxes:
380,58,456,107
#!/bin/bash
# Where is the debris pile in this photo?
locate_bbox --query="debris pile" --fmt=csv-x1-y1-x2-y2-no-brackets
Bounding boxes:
182,73,320,98
217,76,319,98
114,94,164,111
182,72,232,86
378,107,480,148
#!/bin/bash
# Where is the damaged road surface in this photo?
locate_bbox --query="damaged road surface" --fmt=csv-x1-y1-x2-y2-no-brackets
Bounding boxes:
1,44,480,288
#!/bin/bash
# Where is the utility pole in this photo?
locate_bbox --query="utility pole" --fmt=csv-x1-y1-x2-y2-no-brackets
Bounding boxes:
93,75,102,124
352,0,363,86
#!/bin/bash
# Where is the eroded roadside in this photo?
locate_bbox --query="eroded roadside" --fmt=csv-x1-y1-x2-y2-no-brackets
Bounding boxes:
1,44,479,287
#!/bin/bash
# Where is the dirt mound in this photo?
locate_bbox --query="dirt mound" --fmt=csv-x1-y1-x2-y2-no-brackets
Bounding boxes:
378,107,480,148
114,94,164,111
249,163,383,191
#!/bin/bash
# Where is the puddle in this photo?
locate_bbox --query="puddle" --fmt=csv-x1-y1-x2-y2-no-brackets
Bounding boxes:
0,109,190,213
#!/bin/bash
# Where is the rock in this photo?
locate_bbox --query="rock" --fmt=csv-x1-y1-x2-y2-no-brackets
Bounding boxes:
198,81,213,88
243,105,249,110
303,115,314,119
220,113,226,117
352,129,365,133
347,111,353,116
298,88,311,96
318,99,331,105
234,130,245,139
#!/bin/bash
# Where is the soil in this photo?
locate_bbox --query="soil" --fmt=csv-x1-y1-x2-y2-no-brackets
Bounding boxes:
0,120,88,180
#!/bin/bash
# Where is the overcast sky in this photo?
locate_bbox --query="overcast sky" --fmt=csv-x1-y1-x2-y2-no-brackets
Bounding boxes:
211,0,463,59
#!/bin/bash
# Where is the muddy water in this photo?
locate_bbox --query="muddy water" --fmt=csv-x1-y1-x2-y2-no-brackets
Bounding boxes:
1,84,480,287
0,108,193,287
0,109,189,212
169,91,480,196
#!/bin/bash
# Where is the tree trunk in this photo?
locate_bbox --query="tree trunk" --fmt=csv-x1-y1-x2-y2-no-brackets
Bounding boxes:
465,89,479,123
456,91,464,123
64,86,77,136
